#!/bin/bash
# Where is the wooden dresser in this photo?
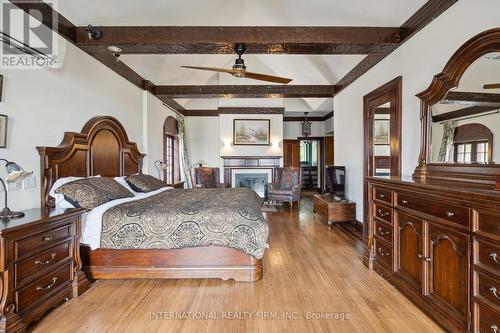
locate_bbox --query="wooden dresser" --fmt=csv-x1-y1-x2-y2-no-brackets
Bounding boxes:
366,176,500,332
0,208,89,332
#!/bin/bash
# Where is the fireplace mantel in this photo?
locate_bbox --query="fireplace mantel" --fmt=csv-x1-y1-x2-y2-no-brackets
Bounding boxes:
222,156,281,188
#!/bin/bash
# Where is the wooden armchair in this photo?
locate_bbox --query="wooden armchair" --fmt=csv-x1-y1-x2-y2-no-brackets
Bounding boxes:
267,167,302,211
191,167,227,188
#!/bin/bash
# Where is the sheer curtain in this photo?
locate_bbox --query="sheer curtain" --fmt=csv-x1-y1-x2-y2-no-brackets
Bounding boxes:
177,114,193,188
438,120,457,162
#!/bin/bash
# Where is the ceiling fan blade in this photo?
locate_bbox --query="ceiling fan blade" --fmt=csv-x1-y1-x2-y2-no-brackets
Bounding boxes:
484,83,500,89
242,71,292,84
180,66,237,74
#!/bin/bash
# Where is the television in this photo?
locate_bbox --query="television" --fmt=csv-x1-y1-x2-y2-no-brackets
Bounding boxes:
325,166,346,198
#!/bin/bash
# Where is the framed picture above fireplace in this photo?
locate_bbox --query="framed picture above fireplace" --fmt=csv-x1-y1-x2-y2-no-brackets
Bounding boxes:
233,119,270,146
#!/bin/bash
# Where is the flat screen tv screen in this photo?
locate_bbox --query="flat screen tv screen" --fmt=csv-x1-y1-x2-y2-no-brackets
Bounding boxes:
325,166,345,197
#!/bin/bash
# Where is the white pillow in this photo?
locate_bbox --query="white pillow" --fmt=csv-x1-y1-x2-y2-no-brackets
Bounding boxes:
49,175,100,208
114,176,139,195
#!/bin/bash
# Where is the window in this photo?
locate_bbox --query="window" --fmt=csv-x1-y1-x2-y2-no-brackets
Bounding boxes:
165,134,175,183
453,123,493,163
164,116,179,184
454,141,488,163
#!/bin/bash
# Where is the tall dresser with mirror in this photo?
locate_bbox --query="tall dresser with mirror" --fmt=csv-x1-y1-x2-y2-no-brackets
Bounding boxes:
365,28,500,333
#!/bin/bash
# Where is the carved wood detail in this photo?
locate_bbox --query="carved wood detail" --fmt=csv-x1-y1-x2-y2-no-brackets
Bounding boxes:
414,28,500,187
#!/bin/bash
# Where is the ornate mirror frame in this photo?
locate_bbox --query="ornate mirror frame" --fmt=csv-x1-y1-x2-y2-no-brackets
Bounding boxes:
413,28,500,189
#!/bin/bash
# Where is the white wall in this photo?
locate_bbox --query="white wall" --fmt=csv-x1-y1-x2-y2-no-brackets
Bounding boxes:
185,116,221,168
333,0,500,222
283,121,326,139
0,37,144,211
143,92,178,178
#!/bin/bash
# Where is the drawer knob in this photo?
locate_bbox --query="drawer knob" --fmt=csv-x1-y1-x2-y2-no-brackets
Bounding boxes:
41,236,52,241
419,256,431,262
401,200,409,205
35,253,56,265
445,211,455,218
492,324,498,333
490,287,500,300
36,277,58,291
490,252,500,264
379,194,385,199
378,227,390,236
377,248,390,257
377,209,390,217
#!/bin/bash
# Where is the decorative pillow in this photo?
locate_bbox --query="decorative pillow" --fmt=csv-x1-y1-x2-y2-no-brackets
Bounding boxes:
280,168,299,190
49,175,101,208
55,177,133,210
125,174,167,193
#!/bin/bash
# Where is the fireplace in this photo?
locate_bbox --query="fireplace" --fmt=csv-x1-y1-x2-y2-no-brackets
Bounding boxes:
222,156,281,199
231,169,273,198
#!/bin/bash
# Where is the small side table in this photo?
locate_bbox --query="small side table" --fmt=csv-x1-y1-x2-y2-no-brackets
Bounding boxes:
313,194,356,225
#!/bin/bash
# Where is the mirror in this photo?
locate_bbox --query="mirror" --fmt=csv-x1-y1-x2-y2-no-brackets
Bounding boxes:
373,102,392,176
429,52,500,164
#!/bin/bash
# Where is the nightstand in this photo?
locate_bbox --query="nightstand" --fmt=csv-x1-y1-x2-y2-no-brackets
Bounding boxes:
0,208,89,332
167,181,185,188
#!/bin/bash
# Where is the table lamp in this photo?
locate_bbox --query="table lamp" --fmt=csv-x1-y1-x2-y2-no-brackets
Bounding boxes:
0,159,33,219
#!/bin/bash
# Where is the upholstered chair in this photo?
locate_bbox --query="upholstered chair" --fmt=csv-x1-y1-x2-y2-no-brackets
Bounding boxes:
191,167,227,188
267,167,302,211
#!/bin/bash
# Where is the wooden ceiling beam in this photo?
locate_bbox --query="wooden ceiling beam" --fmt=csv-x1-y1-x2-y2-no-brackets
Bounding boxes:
336,0,458,92
283,111,333,122
75,26,401,55
442,92,500,107
154,85,337,99
183,107,285,117
432,106,499,122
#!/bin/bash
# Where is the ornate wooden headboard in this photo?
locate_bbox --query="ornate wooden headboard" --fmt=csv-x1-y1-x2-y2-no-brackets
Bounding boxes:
37,116,145,208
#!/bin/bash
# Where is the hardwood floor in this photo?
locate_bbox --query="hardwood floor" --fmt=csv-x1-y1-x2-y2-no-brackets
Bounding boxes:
31,198,443,333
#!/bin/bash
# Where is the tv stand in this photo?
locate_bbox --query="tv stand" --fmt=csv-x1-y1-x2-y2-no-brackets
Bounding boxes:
313,194,356,225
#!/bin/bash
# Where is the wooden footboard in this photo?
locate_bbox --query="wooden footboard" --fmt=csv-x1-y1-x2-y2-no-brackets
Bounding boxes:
80,245,263,282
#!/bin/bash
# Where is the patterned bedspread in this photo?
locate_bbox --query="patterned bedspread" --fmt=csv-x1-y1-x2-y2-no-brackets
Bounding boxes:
100,188,269,259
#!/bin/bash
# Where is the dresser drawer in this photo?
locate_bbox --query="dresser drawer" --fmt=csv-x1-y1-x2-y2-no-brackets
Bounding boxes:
396,192,470,227
15,224,73,259
374,220,392,244
476,303,500,333
373,187,392,205
374,236,392,268
475,238,500,276
476,271,500,309
476,211,500,242
16,241,72,285
16,262,72,312
374,203,392,224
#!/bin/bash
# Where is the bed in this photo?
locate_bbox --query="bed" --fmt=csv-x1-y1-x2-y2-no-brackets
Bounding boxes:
37,116,267,282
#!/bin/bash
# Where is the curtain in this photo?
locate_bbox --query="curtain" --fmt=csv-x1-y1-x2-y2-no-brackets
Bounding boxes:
437,120,457,162
177,114,193,188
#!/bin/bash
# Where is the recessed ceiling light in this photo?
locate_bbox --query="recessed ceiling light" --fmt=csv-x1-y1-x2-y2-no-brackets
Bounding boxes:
107,45,122,53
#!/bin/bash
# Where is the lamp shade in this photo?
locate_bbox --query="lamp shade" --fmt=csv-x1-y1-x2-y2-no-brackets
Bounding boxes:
5,161,32,182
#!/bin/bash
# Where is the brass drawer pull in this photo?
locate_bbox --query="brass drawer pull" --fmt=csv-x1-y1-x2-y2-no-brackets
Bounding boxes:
445,211,455,218
490,287,500,300
418,254,431,262
41,236,52,241
490,252,500,264
491,324,498,333
424,257,432,262
36,277,58,291
35,253,56,265
401,200,409,205
378,227,390,236
377,209,390,217
377,248,390,257
379,194,385,199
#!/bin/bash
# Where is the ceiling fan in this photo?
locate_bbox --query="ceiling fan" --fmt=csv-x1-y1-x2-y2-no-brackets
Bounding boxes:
180,44,292,84
483,83,500,89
